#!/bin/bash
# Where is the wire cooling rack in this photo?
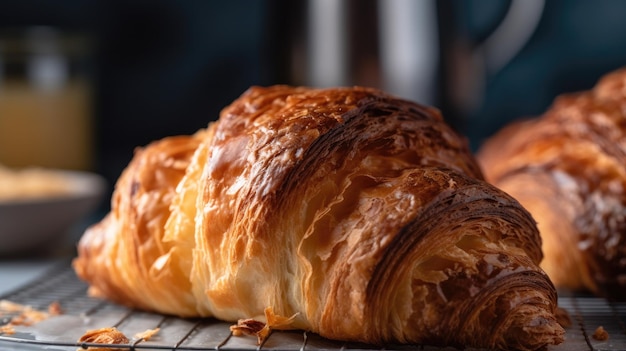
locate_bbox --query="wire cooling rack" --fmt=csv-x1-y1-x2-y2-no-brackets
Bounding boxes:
0,261,624,351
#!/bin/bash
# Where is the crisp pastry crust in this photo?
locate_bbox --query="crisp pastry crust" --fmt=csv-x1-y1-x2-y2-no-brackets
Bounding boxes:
74,86,563,350
478,68,626,299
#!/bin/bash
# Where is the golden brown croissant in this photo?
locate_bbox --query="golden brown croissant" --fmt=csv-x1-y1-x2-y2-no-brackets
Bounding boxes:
74,86,564,350
478,68,626,300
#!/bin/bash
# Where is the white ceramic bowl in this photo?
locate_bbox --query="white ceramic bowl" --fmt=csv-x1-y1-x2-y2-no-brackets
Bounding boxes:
0,169,107,256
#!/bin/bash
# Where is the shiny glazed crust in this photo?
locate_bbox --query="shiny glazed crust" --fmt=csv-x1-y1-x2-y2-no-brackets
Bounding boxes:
74,86,563,350
478,68,626,299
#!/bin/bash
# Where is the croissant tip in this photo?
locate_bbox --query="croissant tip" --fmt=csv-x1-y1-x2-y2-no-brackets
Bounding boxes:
499,313,565,351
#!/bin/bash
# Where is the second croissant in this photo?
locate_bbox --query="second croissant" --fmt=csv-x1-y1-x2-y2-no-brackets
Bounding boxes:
478,67,626,300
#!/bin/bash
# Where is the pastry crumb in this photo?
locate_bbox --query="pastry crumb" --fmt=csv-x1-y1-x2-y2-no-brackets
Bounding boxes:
0,300,26,312
48,301,63,316
592,326,609,341
230,307,299,345
78,327,130,351
134,327,160,341
230,318,265,337
0,324,15,335
0,299,58,330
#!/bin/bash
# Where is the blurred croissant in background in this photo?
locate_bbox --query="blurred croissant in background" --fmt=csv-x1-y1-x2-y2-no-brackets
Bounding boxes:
478,67,626,300
74,86,564,350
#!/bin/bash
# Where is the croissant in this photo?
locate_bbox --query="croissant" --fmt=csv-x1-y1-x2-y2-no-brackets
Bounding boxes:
477,68,626,299
73,86,564,350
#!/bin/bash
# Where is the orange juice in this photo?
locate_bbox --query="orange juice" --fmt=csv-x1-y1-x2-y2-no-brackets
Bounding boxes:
0,79,93,170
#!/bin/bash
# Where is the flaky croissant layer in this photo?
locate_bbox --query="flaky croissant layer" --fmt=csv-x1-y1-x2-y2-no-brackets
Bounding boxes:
74,86,563,350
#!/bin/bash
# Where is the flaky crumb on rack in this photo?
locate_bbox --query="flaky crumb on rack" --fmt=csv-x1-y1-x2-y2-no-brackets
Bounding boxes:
230,306,299,345
0,299,63,333
48,301,63,315
592,325,609,341
134,327,160,341
76,326,160,350
0,324,15,335
78,327,130,351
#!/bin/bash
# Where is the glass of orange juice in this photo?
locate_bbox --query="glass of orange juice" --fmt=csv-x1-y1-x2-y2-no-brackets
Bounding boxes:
0,26,94,171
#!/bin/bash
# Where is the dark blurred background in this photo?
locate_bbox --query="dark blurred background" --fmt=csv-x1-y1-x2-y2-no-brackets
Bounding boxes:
2,0,626,196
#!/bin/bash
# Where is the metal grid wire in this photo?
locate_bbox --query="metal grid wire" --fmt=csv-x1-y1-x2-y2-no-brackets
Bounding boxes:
0,261,625,351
